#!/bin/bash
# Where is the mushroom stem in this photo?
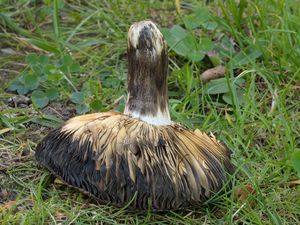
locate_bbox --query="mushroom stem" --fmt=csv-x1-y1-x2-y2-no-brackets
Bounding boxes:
124,21,171,125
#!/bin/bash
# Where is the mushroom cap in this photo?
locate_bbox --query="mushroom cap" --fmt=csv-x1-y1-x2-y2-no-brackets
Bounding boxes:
36,112,234,210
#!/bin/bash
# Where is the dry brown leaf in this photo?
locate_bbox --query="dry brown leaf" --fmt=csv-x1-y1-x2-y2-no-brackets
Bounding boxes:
54,178,64,185
234,184,256,208
200,65,227,83
288,180,300,187
55,211,68,220
0,189,9,198
0,200,16,210
0,128,12,135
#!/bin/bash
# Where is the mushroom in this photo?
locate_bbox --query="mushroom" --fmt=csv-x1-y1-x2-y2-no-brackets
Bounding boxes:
35,21,234,211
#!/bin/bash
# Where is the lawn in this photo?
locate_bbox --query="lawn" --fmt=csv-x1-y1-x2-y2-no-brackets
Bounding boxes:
0,0,299,224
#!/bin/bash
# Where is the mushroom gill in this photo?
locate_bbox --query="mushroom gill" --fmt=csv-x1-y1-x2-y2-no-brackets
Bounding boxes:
35,20,234,211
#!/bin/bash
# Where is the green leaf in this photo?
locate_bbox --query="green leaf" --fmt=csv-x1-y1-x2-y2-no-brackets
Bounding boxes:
85,80,100,97
206,77,245,94
8,79,30,95
45,88,59,100
39,55,49,64
207,53,222,66
76,103,90,114
216,35,237,58
115,97,125,112
202,21,218,30
292,151,300,178
24,72,39,90
32,64,43,74
48,72,63,82
183,14,201,30
57,0,65,9
62,54,73,66
8,79,22,92
183,7,211,30
70,92,85,104
185,36,206,61
193,7,211,23
31,90,49,108
162,25,189,55
187,51,205,61
26,53,38,65
90,99,102,111
199,38,213,52
70,62,80,72
230,46,262,67
222,89,245,105
162,25,212,61
60,55,77,74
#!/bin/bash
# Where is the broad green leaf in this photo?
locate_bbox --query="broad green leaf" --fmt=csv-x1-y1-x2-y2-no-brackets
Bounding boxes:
39,6,52,19
59,55,77,74
162,25,212,61
46,88,59,100
17,86,30,95
223,90,245,105
57,0,65,9
90,99,102,111
87,80,100,96
183,14,201,30
24,72,39,90
70,62,80,72
187,51,205,61
206,77,245,94
76,103,90,114
183,7,211,30
32,64,42,74
115,97,125,112
26,53,38,65
193,7,211,23
39,55,49,64
8,79,23,92
207,53,222,66
8,79,30,95
202,21,218,30
70,92,85,104
162,25,189,55
199,38,213,52
62,54,73,66
185,36,208,61
48,72,63,82
215,35,237,58
292,151,300,177
230,46,262,67
31,90,49,108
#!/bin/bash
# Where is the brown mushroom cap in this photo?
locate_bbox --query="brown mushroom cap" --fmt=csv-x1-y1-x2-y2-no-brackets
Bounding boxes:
36,112,234,210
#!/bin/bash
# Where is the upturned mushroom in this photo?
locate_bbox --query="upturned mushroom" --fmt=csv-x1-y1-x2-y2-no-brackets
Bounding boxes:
35,21,234,210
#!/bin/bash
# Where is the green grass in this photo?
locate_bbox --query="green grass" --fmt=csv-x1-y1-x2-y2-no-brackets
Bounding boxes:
0,0,300,224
